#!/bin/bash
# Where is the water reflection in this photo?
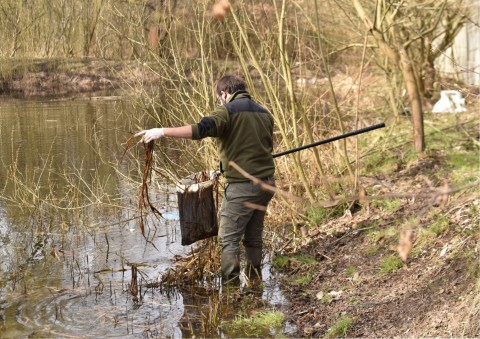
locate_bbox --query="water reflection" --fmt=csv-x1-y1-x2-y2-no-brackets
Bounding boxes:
0,97,288,338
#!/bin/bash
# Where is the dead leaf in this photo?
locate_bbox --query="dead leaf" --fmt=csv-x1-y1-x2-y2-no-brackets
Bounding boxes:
303,327,314,336
329,290,343,300
300,226,308,238
397,229,414,262
435,180,450,207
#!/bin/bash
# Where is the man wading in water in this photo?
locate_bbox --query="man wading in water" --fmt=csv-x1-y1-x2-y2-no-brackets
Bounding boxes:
136,74,275,284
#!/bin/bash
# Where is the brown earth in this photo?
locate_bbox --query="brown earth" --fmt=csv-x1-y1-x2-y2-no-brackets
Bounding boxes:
0,58,131,97
277,151,479,337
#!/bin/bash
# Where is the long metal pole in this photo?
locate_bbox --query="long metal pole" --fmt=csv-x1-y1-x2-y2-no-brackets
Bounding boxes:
273,122,386,158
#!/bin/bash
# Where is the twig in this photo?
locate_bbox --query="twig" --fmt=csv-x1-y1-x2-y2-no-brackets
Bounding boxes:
228,160,302,202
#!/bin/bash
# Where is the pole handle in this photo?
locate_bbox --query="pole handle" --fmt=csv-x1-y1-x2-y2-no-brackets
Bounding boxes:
273,122,386,158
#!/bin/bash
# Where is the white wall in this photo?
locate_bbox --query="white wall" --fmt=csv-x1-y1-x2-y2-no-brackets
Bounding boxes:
436,0,480,87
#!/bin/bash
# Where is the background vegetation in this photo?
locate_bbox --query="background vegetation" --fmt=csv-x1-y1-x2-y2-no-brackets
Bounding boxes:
1,6,474,150
0,0,477,238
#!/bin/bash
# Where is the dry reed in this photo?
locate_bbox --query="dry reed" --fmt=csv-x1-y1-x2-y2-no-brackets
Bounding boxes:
161,238,220,288
138,141,163,236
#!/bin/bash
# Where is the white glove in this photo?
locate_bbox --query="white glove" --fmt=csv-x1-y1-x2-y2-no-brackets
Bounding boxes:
135,128,165,143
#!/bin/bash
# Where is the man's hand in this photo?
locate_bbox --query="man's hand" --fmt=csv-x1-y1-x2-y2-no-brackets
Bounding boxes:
135,128,165,143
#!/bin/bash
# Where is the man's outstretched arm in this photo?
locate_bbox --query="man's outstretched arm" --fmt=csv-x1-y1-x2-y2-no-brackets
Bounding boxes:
135,125,193,143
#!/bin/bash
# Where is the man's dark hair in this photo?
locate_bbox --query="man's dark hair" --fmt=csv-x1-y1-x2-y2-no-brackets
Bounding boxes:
215,75,246,96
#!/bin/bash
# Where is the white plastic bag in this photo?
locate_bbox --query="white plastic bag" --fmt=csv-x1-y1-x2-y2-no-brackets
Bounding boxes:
432,90,467,113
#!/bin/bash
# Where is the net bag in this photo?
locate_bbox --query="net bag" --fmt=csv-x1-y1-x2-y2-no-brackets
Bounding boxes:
176,171,219,246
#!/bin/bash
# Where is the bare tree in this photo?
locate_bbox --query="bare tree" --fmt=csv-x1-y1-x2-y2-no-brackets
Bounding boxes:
351,0,469,152
81,0,107,56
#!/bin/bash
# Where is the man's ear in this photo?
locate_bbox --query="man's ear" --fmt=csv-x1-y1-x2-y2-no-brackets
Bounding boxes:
222,91,229,102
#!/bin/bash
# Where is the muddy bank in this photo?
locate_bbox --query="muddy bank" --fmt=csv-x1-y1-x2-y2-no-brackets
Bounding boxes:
276,146,479,337
0,58,136,98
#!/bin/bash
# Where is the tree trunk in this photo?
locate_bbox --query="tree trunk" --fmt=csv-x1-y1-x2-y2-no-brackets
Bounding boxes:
399,48,425,152
351,0,426,153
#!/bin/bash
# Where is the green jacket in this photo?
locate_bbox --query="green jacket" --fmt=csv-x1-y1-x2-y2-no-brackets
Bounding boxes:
191,91,275,183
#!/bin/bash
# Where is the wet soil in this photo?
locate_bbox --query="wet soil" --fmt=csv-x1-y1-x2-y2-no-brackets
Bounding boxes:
278,152,479,337
0,58,134,98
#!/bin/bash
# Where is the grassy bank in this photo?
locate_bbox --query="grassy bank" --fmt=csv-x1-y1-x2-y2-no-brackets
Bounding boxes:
274,111,479,337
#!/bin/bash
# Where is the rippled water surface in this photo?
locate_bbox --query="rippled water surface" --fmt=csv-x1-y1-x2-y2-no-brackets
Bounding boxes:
0,97,288,338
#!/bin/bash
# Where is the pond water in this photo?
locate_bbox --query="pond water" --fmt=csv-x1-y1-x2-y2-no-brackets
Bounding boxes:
0,97,289,338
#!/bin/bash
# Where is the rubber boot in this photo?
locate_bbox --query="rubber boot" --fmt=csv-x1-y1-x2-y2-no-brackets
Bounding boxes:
221,251,240,285
245,247,263,280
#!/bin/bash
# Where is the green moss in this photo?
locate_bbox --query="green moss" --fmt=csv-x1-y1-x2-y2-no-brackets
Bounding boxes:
379,255,404,274
429,215,449,236
346,266,357,276
446,152,480,186
223,311,285,337
273,255,290,269
357,220,381,230
321,293,333,304
465,249,480,279
348,296,360,305
306,204,345,227
362,152,399,175
295,253,318,265
411,227,436,257
325,315,354,338
404,147,420,164
447,153,479,170
366,244,380,256
273,253,317,270
462,203,480,236
367,226,398,244
371,199,403,213
306,206,329,226
291,272,313,286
